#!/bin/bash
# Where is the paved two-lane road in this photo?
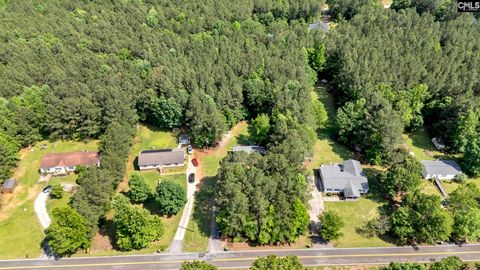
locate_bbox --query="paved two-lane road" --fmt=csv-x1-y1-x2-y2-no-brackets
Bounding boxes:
1,244,479,270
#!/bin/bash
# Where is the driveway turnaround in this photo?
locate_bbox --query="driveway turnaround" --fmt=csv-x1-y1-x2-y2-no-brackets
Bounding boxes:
1,244,480,270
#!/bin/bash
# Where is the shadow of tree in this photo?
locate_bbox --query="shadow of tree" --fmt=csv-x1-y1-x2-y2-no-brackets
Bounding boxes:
236,134,251,146
191,176,216,238
98,218,118,250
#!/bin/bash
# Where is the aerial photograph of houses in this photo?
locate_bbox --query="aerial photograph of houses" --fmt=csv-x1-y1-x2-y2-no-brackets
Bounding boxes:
0,1,480,270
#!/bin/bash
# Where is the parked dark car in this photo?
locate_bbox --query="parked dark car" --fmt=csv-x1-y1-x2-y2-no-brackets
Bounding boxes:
42,185,53,193
191,158,199,167
188,173,195,183
187,145,193,155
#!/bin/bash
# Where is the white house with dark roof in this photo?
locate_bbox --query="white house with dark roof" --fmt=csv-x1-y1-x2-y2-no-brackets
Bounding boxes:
319,159,369,200
137,149,185,171
421,160,463,180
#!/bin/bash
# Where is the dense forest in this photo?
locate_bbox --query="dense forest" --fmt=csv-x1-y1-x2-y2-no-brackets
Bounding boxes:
325,5,480,167
0,0,328,254
2,0,480,253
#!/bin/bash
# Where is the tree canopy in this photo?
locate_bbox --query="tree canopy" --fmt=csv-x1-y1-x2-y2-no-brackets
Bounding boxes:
44,206,91,257
250,255,305,270
155,181,187,216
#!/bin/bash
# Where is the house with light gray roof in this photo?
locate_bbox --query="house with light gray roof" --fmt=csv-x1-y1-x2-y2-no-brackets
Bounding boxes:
231,145,266,155
421,160,463,180
319,159,369,200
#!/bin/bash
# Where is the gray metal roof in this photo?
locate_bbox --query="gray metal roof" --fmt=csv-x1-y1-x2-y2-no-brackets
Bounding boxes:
231,145,266,155
308,22,329,31
2,179,16,189
138,149,185,166
320,159,368,194
421,160,462,176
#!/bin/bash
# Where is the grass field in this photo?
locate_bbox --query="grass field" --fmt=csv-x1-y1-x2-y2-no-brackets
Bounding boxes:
0,140,98,259
324,199,394,248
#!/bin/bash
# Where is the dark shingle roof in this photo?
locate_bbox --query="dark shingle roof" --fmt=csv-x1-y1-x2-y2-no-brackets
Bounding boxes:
138,149,185,166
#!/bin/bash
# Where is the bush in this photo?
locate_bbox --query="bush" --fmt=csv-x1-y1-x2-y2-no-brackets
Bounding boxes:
454,173,467,183
50,184,64,199
128,174,151,203
319,211,344,242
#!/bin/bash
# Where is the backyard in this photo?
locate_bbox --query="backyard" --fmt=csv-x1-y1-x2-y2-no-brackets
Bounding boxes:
0,140,98,259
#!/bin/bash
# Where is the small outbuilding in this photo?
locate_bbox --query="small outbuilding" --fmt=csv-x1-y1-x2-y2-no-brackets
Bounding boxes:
421,160,463,180
178,134,190,145
1,179,17,194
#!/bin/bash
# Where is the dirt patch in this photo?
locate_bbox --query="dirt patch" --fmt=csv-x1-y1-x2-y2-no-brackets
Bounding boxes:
0,185,39,221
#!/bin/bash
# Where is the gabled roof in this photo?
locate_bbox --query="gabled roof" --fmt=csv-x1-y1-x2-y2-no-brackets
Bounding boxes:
421,160,462,176
344,180,360,198
40,151,100,169
232,145,266,155
138,148,185,166
320,159,368,194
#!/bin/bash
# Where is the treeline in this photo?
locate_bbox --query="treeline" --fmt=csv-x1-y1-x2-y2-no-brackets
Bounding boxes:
0,0,325,177
322,6,480,169
180,256,472,270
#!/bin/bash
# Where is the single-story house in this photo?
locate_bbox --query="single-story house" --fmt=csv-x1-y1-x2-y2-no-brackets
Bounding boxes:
319,159,369,200
40,151,100,176
421,160,463,180
1,178,17,194
231,145,266,155
138,148,185,171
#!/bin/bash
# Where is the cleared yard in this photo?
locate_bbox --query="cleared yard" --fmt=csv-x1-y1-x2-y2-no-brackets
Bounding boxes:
0,140,98,259
403,129,445,161
324,199,394,248
196,121,249,177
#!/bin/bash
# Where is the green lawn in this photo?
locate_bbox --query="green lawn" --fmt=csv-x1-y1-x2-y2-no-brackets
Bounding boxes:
403,129,445,161
46,193,73,217
324,199,394,248
0,140,98,259
310,86,352,170
184,177,215,252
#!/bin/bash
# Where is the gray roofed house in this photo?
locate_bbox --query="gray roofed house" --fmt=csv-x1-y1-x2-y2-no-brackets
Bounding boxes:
231,145,266,155
138,148,185,171
421,160,463,180
1,178,17,194
319,159,368,200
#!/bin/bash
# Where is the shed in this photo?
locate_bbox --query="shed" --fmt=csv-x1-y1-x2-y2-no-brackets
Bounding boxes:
1,179,17,194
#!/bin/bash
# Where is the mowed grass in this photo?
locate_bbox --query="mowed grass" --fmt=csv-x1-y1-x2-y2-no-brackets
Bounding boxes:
324,199,394,248
310,86,352,170
0,140,98,259
198,121,249,177
403,129,445,161
183,177,215,252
